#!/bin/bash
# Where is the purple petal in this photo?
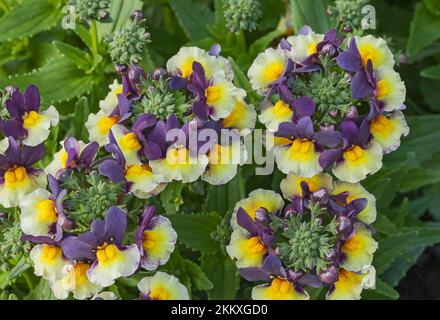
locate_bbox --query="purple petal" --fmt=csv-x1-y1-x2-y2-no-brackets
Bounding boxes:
170,76,188,90
21,143,45,166
99,159,126,183
0,119,26,139
79,142,99,167
292,96,316,118
61,236,96,261
104,206,127,245
5,137,21,164
279,38,292,51
236,207,258,236
313,129,342,148
209,44,221,57
296,116,314,139
340,120,359,144
336,52,361,73
193,100,209,120
91,220,106,245
276,121,297,138
351,71,375,100
299,25,312,35
319,149,342,170
23,85,41,112
116,94,132,117
5,91,25,118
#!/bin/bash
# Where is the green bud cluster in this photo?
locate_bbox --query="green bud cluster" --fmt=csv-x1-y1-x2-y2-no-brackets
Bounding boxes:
133,74,188,121
69,0,111,21
329,0,370,32
0,90,10,121
0,214,31,267
292,58,354,126
61,171,124,232
223,0,262,33
275,205,338,273
105,14,151,67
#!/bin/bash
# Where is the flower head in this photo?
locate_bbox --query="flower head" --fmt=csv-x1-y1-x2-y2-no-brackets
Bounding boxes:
138,272,189,300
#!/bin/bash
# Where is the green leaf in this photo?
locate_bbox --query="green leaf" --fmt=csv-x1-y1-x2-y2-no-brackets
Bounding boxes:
7,257,30,281
201,251,241,300
206,170,245,215
159,182,184,215
0,0,63,42
53,41,91,70
0,57,95,105
248,29,283,61
73,24,92,49
407,2,440,56
363,279,399,300
290,0,330,33
73,97,90,141
421,64,440,80
184,259,214,291
169,0,214,41
374,231,419,275
228,57,252,93
168,212,222,252
26,279,56,300
424,0,440,16
399,168,440,192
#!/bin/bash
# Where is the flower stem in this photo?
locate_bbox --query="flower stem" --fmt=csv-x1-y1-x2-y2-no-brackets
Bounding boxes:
0,0,10,13
90,20,99,56
23,272,34,291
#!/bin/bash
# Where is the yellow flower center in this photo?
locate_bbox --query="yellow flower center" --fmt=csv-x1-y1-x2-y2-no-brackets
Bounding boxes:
113,85,123,96
263,62,284,83
37,199,58,223
273,101,293,118
149,286,170,300
268,278,294,299
245,236,266,255
358,44,381,68
181,58,195,78
23,111,42,129
370,115,390,133
222,100,245,128
125,164,152,177
96,243,119,264
336,268,362,290
142,229,162,251
308,43,318,55
97,116,119,135
41,245,62,263
343,145,365,162
376,80,391,100
291,139,313,154
120,133,141,151
4,166,27,185
74,262,90,288
342,234,364,253
205,85,224,105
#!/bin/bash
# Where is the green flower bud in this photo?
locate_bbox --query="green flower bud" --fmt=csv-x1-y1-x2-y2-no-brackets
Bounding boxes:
223,0,262,33
69,0,111,21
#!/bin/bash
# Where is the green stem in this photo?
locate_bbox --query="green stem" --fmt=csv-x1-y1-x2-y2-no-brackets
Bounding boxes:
23,272,34,291
0,0,10,13
90,20,99,56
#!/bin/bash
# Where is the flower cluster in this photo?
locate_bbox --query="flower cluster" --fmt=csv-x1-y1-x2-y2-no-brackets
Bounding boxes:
69,0,111,21
249,27,409,183
86,45,255,187
223,0,262,33
0,85,189,300
227,173,377,300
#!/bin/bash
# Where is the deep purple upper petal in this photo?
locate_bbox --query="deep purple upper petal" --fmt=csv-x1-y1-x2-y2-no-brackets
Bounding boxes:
104,206,127,245
99,159,126,183
61,236,96,261
23,85,41,112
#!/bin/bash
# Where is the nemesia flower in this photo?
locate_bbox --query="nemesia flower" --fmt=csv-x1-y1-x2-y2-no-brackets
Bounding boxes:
373,66,406,112
319,120,382,183
86,92,132,146
259,100,294,132
280,172,333,199
231,189,284,230
353,35,395,69
248,48,286,94
99,130,164,199
0,85,59,146
61,207,140,287
50,262,102,300
369,111,409,154
22,235,70,282
286,32,325,64
138,272,189,300
221,96,257,135
227,208,274,268
241,256,309,300
274,116,342,177
45,138,99,178
326,266,376,300
99,80,124,114
0,137,46,208
135,206,177,271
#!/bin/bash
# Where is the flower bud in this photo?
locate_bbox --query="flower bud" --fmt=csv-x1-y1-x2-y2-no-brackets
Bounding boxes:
319,266,339,284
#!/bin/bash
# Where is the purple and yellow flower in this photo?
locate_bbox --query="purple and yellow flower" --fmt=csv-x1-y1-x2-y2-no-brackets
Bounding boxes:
221,95,257,135
320,120,382,183
274,115,342,178
227,208,275,268
354,35,395,69
45,138,99,178
326,266,376,300
50,262,102,300
0,85,59,147
135,206,177,271
189,61,244,121
61,207,140,287
286,32,324,64
99,80,124,114
138,272,189,300
259,100,294,132
373,66,406,112
231,189,284,230
340,223,378,272
22,235,69,282
370,112,409,154
86,92,132,146
330,181,377,224
248,48,286,94
0,137,46,208
280,172,333,199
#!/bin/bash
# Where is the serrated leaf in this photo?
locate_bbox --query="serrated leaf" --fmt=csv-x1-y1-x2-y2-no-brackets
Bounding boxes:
407,2,440,56
53,41,91,70
363,279,399,300
184,259,214,291
290,0,330,34
169,0,214,41
421,64,440,80
201,252,241,300
160,182,184,215
7,257,30,281
0,0,63,42
168,212,222,252
0,57,95,105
